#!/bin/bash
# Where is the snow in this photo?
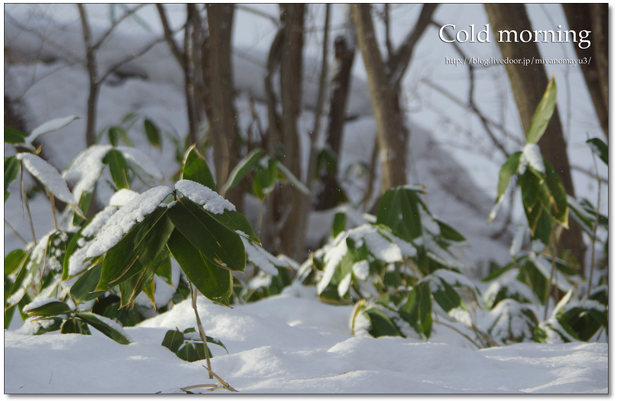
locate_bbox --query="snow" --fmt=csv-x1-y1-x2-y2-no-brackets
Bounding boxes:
25,115,79,148
86,186,172,257
519,143,546,175
62,145,113,201
4,289,608,393
175,180,236,214
240,236,285,276
109,188,139,207
16,153,77,206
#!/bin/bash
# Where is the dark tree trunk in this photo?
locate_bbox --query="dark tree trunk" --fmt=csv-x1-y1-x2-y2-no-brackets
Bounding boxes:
562,4,608,140
315,7,356,211
278,4,306,260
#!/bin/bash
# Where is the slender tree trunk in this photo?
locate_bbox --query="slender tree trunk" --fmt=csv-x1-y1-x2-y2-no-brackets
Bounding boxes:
78,4,99,147
352,4,407,192
485,3,586,271
278,4,306,260
562,4,608,140
206,4,244,211
315,5,355,211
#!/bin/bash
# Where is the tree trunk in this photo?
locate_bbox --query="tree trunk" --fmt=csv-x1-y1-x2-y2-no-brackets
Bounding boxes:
78,4,99,147
485,3,586,271
315,5,355,211
562,4,608,140
352,4,407,193
278,4,306,260
203,4,244,213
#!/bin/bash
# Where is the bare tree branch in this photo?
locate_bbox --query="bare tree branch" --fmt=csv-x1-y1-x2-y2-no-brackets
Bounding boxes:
93,4,146,51
387,3,438,87
156,4,186,69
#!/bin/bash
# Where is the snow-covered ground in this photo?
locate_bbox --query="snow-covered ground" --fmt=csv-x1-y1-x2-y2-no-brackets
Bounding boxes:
3,4,610,395
5,283,608,394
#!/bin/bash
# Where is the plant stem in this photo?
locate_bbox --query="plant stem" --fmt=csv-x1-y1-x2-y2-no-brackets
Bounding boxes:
587,140,603,298
49,192,58,231
544,229,559,320
433,319,481,349
189,283,213,379
5,219,27,245
21,168,37,245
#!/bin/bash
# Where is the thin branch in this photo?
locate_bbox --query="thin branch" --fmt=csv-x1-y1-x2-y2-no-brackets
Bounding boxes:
421,78,522,147
156,4,185,69
190,284,213,379
586,134,603,297
5,219,28,245
97,35,169,84
572,165,608,184
93,4,146,51
388,4,438,86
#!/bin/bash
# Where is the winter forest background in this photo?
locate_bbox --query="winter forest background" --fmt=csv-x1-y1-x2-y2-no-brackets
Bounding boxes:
4,3,609,394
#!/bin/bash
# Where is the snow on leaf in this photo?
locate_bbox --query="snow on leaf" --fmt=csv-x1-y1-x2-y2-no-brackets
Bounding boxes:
175,179,235,214
317,236,349,295
529,253,573,292
23,297,62,313
25,115,79,146
240,236,283,276
352,260,369,281
338,273,352,298
63,145,113,201
349,225,402,263
86,186,172,258
109,188,139,207
510,223,527,256
519,143,546,175
17,153,77,206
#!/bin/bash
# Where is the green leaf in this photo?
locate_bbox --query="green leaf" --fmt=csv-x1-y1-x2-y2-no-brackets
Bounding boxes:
5,251,39,310
166,229,233,306
70,262,106,303
76,311,132,344
399,286,419,329
4,156,20,202
97,207,170,291
61,317,91,335
364,307,403,338
5,249,28,275
253,157,278,200
331,212,347,238
431,278,464,314
176,342,209,362
489,151,521,222
222,148,264,193
398,188,423,241
29,316,63,335
167,198,246,272
144,119,162,149
586,138,608,166
73,190,94,226
118,245,172,308
108,126,119,147
106,149,131,190
377,188,400,230
210,209,261,244
182,145,216,191
4,127,28,144
25,300,72,317
531,207,552,247
277,161,310,195
418,282,433,339
543,158,568,228
525,77,557,145
161,328,185,353
155,256,173,286
481,261,515,283
437,220,466,243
